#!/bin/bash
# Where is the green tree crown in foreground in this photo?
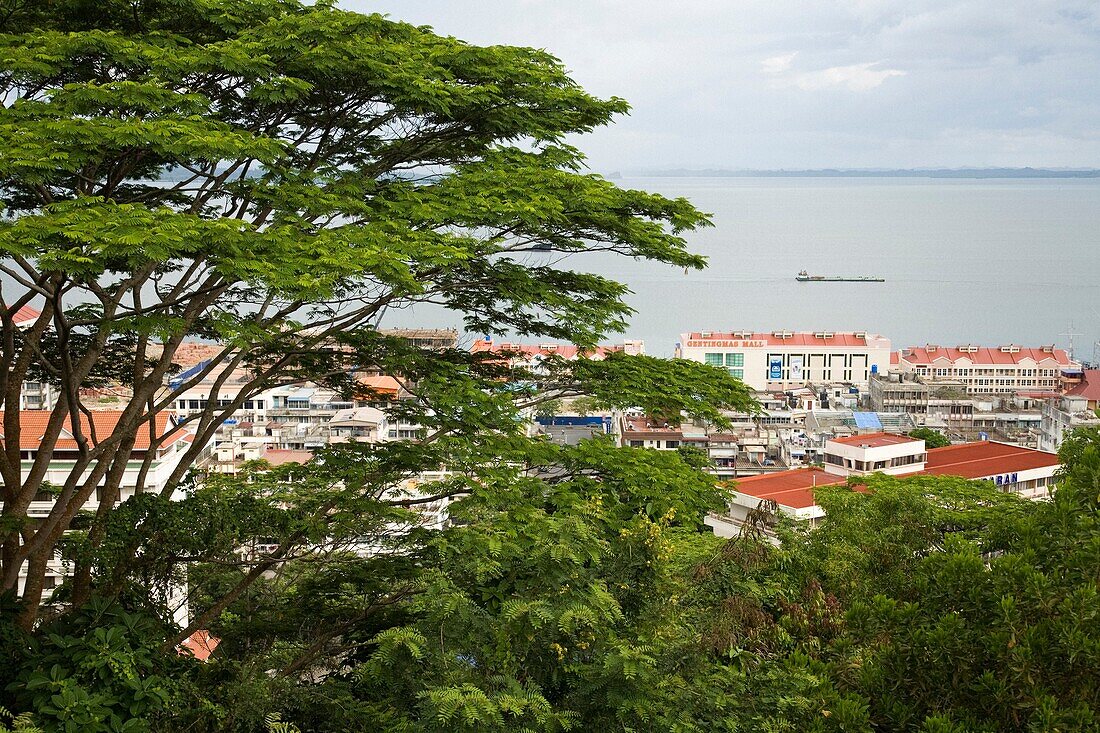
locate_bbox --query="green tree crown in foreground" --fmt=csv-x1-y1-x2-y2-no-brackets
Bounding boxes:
0,0,753,634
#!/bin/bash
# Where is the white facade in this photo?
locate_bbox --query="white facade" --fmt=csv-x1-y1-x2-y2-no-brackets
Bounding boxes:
676,331,892,391
1039,394,1100,453
822,435,927,476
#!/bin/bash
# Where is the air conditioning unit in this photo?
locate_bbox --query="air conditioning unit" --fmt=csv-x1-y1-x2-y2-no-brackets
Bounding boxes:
733,330,753,339
1000,345,1020,353
926,344,939,352
854,331,868,340
700,331,713,338
773,330,793,339
813,331,834,339
957,345,979,353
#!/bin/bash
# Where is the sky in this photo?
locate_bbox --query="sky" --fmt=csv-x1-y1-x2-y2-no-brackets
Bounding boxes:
348,1,1100,172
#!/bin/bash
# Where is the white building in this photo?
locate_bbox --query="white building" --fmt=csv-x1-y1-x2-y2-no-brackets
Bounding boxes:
1039,372,1100,453
676,330,892,391
896,344,1078,396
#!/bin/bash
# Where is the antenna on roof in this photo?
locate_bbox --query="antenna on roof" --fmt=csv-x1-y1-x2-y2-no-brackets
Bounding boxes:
1059,323,1082,362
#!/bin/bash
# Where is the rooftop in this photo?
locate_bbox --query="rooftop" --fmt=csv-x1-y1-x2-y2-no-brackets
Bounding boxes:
731,468,843,509
262,449,313,466
732,439,1059,510
471,338,636,359
0,411,186,451
12,305,41,325
900,345,1072,366
681,330,889,348
827,431,920,448
1065,370,1100,402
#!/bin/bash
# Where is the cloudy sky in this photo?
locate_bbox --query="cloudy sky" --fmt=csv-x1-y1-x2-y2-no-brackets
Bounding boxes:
350,1,1100,172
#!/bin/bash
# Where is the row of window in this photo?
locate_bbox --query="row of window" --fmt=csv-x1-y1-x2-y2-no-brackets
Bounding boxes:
705,352,744,367
178,399,266,410
919,367,1059,377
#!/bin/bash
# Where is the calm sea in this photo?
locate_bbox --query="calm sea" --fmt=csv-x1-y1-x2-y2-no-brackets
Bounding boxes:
391,177,1100,361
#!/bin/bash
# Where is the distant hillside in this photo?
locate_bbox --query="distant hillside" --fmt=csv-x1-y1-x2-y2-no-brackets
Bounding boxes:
627,168,1100,179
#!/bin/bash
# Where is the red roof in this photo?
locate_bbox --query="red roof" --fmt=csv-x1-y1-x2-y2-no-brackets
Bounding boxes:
682,331,887,347
922,441,1061,480
828,432,919,448
0,411,186,451
732,440,1059,510
900,345,1072,366
12,305,41,325
1065,370,1100,402
356,374,402,396
732,468,844,509
179,630,220,662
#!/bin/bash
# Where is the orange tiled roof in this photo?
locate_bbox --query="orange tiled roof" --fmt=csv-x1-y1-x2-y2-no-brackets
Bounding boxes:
0,410,186,451
1066,370,1100,401
901,345,1072,366
12,305,41,325
179,630,220,662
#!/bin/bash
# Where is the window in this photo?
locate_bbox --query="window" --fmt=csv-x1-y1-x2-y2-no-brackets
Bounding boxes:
629,440,644,447
725,353,744,367
729,369,744,379
705,353,724,366
665,440,680,449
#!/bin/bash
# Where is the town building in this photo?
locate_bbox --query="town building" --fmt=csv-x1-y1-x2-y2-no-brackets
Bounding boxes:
619,415,785,478
1038,370,1100,453
675,331,892,391
380,328,459,351
0,410,193,623
895,344,1078,396
706,433,1060,538
470,338,644,370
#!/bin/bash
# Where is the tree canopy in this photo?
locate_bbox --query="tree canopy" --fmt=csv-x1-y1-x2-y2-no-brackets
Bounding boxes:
0,0,751,631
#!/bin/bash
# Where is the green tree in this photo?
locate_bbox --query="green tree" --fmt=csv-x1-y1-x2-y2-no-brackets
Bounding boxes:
907,427,950,449
0,0,735,630
794,441,1100,732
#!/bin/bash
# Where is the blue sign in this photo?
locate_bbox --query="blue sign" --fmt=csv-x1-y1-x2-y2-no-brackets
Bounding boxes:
994,473,1018,486
768,356,783,380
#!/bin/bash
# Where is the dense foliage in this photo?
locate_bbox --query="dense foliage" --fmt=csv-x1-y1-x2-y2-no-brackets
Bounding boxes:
1,2,1097,731
0,0,730,631
907,428,951,449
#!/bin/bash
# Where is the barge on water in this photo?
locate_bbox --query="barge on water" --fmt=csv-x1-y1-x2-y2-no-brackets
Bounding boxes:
796,270,885,282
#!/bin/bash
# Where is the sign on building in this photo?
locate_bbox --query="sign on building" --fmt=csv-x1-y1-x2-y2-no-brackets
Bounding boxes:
790,355,803,381
768,355,783,380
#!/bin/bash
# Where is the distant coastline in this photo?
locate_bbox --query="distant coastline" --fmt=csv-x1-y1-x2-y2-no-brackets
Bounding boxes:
616,168,1100,179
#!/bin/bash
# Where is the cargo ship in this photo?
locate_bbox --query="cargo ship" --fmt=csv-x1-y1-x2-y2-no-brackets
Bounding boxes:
796,270,884,282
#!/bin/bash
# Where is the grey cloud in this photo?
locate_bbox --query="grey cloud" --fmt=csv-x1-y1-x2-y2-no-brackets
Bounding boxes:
347,1,1100,169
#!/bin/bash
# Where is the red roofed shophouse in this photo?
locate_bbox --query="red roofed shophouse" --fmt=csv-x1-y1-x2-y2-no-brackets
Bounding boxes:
896,343,1078,396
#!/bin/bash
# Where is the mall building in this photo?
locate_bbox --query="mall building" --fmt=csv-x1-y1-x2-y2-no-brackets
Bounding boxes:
676,330,893,391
